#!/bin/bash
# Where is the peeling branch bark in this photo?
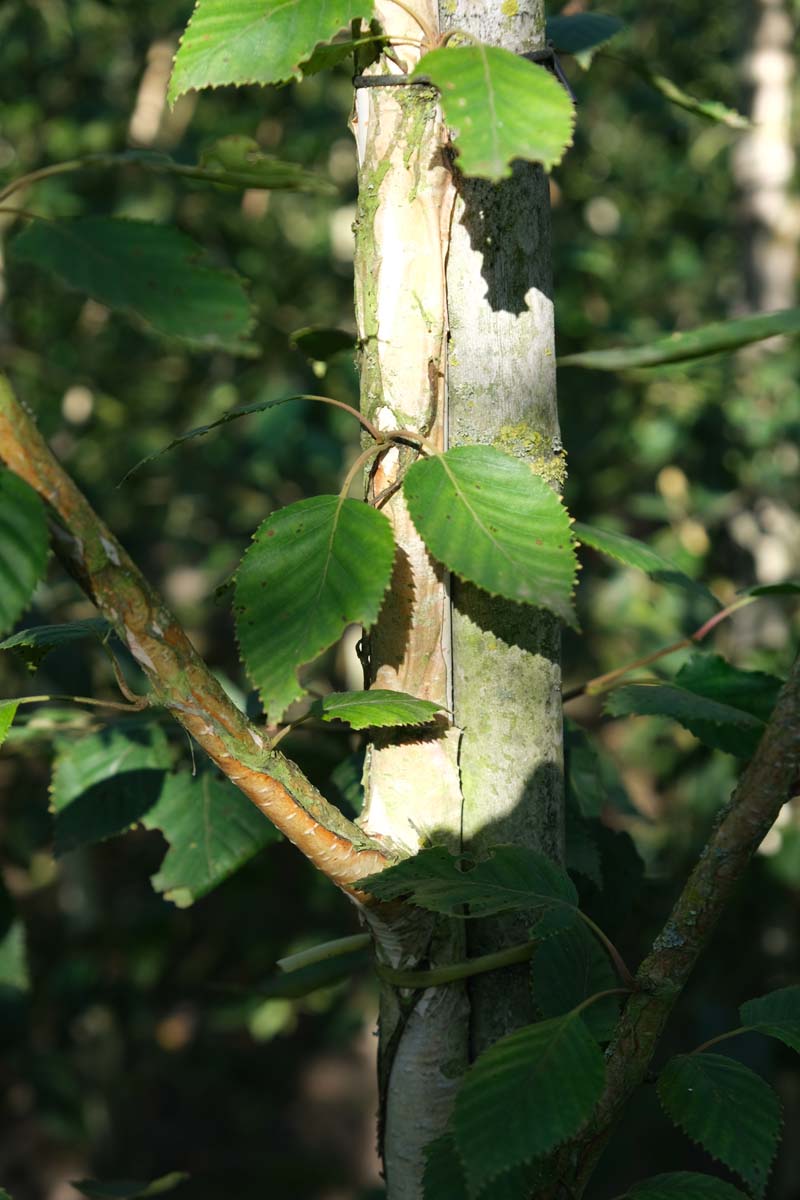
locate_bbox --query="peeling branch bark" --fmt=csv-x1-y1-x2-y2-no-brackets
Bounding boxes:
0,374,391,892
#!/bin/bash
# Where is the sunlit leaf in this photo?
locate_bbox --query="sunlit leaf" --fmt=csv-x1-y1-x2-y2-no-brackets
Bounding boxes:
403,446,577,624
558,308,800,371
624,1174,751,1200
170,0,372,99
50,724,171,855
309,689,443,730
454,1011,604,1189
0,701,18,750
546,13,624,67
413,45,574,179
115,144,333,193
141,770,280,908
70,1174,189,1199
12,219,257,354
532,912,618,1041
658,1053,781,1198
741,986,800,1055
360,843,577,919
0,469,48,637
644,69,749,129
0,618,110,670
573,522,717,604
235,496,395,722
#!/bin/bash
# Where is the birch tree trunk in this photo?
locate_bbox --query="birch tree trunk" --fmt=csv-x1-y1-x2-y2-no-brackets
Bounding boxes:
438,0,566,1056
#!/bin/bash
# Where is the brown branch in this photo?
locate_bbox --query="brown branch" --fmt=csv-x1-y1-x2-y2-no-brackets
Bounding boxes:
0,375,393,893
570,647,800,1192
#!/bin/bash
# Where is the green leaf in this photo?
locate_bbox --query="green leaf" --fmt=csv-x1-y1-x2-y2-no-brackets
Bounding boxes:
193,135,334,193
0,919,29,992
69,1174,189,1199
0,618,111,670
235,496,395,723
329,749,365,817
12,218,256,355
454,1011,605,1189
423,1134,539,1200
300,38,367,77
256,948,371,999
741,985,800,1055
624,1174,751,1200
290,326,356,362
565,808,602,888
0,470,48,637
50,725,171,856
0,701,19,750
359,844,577,919
605,681,766,758
644,69,749,130
546,13,624,67
413,45,574,179
558,308,800,371
403,446,577,625
675,655,782,724
658,1053,781,1198
141,770,281,908
309,689,443,730
743,580,800,597
169,0,371,99
573,522,717,604
532,913,618,1041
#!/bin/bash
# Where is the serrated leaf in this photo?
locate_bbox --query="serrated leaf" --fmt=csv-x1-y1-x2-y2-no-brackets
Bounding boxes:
235,496,394,722
300,38,367,76
532,912,618,1041
573,522,717,604
0,618,110,670
309,689,442,730
413,45,574,179
359,843,577,919
141,770,281,908
290,326,356,362
403,446,577,624
676,655,782,724
169,0,371,99
0,470,48,637
423,1134,539,1200
546,14,624,66
70,1173,189,1199
0,919,29,992
559,308,800,371
454,1011,605,1190
741,986,800,1055
50,725,171,856
625,1173,751,1200
12,218,256,354
658,1053,781,1198
605,682,766,758
0,701,18,750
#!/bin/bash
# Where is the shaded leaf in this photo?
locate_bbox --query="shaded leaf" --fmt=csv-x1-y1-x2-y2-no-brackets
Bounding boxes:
0,618,111,670
301,39,369,76
740,986,800,1056
546,13,624,67
558,308,800,371
0,920,29,993
170,0,371,98
194,135,334,193
256,948,371,999
744,579,800,597
329,749,365,817
309,689,443,730
605,682,766,758
454,1011,605,1190
12,218,256,355
658,1053,781,1198
0,469,48,637
360,843,577,919
423,1134,539,1200
565,808,602,888
644,69,749,129
574,522,717,605
676,654,782,724
532,912,618,1041
235,496,394,722
141,770,281,908
625,1174,751,1200
0,701,18,750
413,45,574,179
50,725,171,856
70,1174,189,1199
404,446,577,624
290,326,356,362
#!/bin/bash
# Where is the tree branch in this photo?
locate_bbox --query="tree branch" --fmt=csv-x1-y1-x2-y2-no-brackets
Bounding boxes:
571,647,800,1191
0,375,393,893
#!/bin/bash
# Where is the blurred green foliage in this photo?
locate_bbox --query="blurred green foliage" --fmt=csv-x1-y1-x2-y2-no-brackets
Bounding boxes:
0,0,798,1197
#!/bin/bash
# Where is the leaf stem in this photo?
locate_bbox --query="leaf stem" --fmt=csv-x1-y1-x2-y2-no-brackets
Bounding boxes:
574,987,633,1018
563,595,756,703
6,693,148,713
575,910,636,989
384,0,437,46
377,937,539,988
690,1025,754,1055
277,933,371,974
339,443,385,500
386,428,440,457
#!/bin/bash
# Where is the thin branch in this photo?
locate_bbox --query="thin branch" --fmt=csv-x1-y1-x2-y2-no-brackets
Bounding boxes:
568,648,800,1191
0,374,393,893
